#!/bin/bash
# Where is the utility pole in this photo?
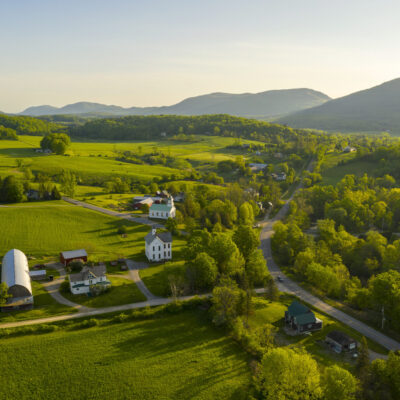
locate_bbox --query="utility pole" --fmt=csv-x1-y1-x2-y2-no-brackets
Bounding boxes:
381,306,386,330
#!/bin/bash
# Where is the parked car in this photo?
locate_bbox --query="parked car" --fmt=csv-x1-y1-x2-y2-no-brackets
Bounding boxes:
277,276,284,282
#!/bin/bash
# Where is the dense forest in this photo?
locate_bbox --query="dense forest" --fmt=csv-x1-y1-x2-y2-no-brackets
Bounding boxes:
70,114,311,141
0,114,64,136
272,171,400,334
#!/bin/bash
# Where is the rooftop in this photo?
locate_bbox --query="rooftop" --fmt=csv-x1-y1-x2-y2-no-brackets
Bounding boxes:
69,265,107,283
145,229,172,245
61,249,87,260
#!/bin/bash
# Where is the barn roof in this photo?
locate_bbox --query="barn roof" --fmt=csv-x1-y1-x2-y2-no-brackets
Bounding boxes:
1,249,32,296
61,249,88,260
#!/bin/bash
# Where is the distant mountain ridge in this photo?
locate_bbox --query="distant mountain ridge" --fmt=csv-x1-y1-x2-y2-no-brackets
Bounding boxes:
20,88,330,119
278,78,400,132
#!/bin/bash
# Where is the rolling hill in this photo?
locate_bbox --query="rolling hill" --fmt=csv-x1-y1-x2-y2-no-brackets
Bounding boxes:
20,88,330,119
278,78,400,132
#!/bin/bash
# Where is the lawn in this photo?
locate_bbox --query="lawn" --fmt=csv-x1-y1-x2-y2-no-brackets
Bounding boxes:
0,311,250,400
62,276,146,307
140,261,186,297
0,202,150,260
0,281,75,323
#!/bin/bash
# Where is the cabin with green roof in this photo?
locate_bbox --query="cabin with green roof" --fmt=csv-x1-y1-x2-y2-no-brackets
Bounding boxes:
284,300,322,334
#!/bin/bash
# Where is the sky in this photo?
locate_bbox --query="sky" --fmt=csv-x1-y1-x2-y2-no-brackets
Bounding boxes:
1,0,399,113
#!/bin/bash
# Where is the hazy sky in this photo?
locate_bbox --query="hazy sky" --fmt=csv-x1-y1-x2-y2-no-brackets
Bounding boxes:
1,0,399,112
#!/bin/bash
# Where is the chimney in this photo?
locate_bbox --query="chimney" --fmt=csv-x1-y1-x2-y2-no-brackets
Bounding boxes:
152,227,157,235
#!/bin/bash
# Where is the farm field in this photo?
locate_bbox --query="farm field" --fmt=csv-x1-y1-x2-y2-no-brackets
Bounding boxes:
0,202,154,260
0,135,265,182
0,311,250,400
320,152,375,185
0,281,75,323
62,276,146,307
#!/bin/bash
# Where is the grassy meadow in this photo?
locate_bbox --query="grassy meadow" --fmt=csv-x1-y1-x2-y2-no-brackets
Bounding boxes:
140,261,186,297
0,135,263,182
0,311,250,400
0,202,152,260
320,151,376,185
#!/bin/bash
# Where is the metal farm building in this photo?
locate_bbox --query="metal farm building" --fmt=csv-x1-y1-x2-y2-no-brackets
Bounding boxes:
1,249,33,311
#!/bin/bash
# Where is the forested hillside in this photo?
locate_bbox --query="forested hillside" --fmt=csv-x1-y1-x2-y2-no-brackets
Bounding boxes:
0,114,64,136
71,114,310,142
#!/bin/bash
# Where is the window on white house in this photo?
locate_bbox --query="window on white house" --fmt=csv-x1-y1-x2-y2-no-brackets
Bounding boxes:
158,253,161,259
168,251,170,257
153,246,155,251
153,254,155,260
159,245,161,251
164,252,166,257
168,243,170,248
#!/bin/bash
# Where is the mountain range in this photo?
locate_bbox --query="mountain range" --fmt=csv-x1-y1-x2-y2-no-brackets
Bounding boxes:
20,88,330,119
278,78,400,132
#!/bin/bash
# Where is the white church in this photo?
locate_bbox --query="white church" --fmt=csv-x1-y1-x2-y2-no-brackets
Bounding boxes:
145,228,173,262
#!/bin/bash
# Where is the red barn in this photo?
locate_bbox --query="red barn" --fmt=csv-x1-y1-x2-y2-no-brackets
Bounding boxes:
60,249,88,266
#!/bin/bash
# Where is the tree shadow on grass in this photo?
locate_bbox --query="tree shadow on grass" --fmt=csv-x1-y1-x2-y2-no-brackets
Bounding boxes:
99,314,250,398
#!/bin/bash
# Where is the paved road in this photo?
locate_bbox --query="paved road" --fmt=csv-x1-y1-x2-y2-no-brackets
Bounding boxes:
125,260,161,301
62,197,164,228
259,166,400,352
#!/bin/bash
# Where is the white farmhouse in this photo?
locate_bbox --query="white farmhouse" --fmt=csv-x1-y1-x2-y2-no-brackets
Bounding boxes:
69,265,111,295
145,228,172,262
149,198,176,219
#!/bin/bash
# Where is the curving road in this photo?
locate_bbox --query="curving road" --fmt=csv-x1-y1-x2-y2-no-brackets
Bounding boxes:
258,167,400,352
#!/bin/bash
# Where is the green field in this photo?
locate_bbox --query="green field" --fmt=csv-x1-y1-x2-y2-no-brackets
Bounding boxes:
62,276,146,307
0,311,250,400
140,261,186,297
0,135,262,182
0,202,151,260
320,152,377,185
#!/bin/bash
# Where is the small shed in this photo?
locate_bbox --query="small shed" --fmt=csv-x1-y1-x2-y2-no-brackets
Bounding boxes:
29,270,47,280
326,330,357,353
60,249,88,266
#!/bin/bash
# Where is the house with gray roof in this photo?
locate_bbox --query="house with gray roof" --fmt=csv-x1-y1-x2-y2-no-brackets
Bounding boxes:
145,228,172,262
69,265,111,295
149,197,176,220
